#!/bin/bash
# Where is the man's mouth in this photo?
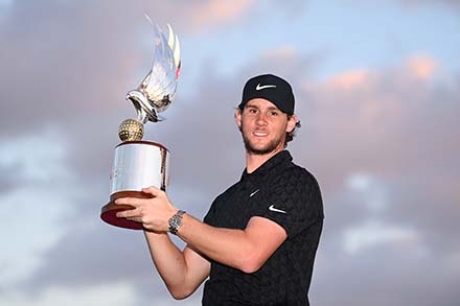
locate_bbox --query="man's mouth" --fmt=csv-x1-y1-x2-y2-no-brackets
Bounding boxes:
253,131,268,137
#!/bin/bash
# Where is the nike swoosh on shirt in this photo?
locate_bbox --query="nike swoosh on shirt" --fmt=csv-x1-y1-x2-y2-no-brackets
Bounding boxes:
256,83,276,90
268,205,287,214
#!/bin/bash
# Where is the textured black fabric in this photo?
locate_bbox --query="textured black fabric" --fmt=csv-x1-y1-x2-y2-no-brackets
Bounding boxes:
202,150,324,306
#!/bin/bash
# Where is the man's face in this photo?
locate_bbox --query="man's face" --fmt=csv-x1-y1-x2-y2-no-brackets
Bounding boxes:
236,98,295,155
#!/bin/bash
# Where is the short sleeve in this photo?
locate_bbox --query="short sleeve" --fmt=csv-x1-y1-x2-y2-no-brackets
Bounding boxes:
252,167,323,237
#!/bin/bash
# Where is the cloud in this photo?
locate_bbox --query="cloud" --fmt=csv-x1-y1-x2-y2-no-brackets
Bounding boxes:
187,0,309,32
343,220,422,255
1,282,139,306
406,54,438,79
0,128,78,289
324,70,369,91
301,54,459,180
189,0,254,32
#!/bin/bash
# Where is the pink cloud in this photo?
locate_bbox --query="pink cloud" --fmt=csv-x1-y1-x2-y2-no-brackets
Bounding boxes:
190,0,254,31
297,53,457,194
405,54,437,80
324,70,370,92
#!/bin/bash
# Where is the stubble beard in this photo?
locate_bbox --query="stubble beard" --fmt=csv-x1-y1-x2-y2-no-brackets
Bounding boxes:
242,133,283,155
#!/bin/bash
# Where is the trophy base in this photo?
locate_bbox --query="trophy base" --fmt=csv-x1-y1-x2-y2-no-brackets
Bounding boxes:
100,190,152,230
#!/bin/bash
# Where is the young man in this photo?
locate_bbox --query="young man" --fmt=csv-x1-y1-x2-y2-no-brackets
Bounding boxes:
115,74,324,305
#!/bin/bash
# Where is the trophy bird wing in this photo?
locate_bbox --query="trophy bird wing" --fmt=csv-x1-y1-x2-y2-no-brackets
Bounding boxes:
138,20,181,114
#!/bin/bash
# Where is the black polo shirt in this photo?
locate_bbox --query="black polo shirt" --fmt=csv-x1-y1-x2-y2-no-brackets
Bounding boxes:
202,150,324,306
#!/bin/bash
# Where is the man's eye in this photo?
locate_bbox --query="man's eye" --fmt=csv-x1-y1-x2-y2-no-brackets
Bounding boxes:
270,111,279,116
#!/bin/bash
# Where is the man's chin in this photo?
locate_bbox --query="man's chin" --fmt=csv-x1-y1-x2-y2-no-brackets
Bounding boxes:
245,144,277,155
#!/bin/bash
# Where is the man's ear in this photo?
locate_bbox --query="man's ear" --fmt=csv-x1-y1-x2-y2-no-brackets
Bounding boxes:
235,109,242,129
286,114,298,133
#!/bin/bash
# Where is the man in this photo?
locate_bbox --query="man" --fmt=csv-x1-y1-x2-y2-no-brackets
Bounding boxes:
115,73,324,305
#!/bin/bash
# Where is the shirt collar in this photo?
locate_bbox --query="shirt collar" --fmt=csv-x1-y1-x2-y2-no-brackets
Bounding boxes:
241,150,292,181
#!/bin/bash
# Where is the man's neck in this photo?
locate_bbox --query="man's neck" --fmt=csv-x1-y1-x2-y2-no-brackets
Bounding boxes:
245,149,283,174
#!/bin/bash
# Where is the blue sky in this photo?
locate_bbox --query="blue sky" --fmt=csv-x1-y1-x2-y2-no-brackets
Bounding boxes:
0,0,459,305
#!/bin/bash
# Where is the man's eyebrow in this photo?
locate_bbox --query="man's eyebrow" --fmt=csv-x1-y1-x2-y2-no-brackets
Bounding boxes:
244,104,258,109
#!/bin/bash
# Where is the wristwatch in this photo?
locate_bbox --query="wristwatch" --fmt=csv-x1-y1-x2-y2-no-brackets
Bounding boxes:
168,210,186,235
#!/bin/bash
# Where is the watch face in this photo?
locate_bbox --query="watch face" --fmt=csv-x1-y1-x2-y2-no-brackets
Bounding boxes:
172,218,179,227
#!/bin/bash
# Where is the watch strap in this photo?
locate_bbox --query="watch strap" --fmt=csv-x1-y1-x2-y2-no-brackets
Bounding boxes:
168,210,186,235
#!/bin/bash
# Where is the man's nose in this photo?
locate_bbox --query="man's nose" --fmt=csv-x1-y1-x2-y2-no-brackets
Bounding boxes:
255,113,268,125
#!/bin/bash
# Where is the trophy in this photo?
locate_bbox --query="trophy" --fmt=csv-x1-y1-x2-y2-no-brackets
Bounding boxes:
101,20,181,230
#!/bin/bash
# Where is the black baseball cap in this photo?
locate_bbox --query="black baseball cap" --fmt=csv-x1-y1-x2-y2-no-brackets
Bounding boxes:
238,74,295,115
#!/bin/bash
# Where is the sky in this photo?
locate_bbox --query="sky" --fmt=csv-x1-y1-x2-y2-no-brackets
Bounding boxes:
0,0,459,305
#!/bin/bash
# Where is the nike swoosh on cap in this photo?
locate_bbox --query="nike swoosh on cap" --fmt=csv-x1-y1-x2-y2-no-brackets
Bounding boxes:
268,205,287,214
256,83,277,90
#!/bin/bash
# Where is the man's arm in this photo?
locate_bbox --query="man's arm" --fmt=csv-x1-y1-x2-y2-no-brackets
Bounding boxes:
177,214,286,273
116,186,287,274
143,231,210,300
